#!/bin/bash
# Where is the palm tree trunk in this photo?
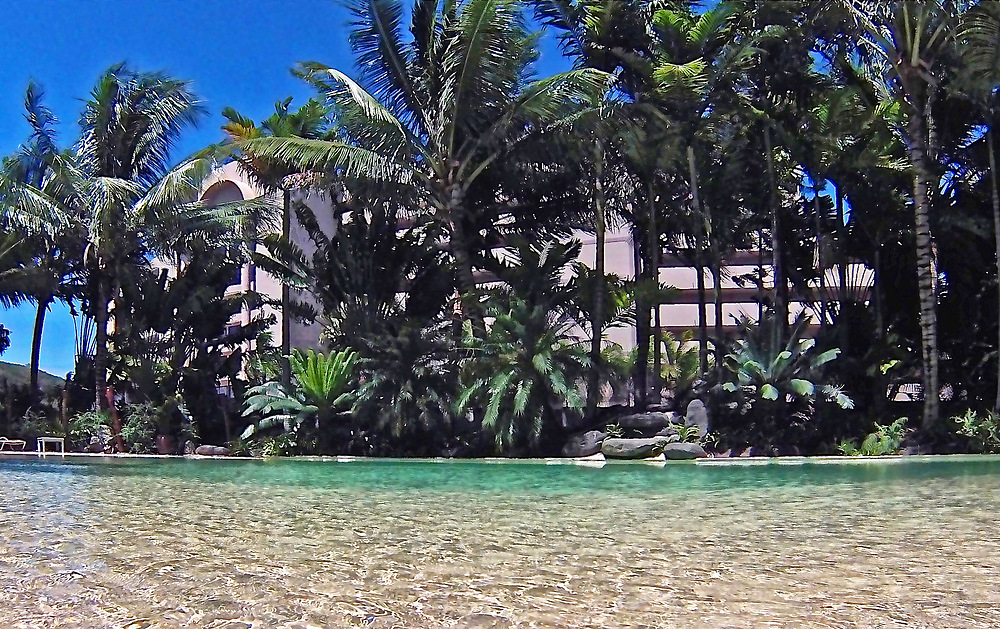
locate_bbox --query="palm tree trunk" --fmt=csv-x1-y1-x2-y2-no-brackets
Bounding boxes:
647,182,661,404
94,277,109,412
909,105,940,430
814,192,826,330
281,189,292,388
988,128,1000,412
687,145,709,373
586,140,606,419
764,126,786,346
758,228,765,321
449,212,486,337
29,295,51,393
707,202,723,367
633,225,650,409
712,260,724,367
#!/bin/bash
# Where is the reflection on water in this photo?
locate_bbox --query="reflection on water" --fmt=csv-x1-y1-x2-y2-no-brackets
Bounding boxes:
2,456,999,628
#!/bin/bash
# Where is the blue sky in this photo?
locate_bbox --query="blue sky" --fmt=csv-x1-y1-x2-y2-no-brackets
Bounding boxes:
0,0,567,376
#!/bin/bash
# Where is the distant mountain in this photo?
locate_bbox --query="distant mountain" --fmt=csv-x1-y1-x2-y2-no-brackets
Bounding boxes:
0,362,65,390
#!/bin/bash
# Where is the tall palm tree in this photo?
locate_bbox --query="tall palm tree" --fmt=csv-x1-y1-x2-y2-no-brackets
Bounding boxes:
957,2,1000,410
532,0,648,411
4,66,276,418
222,97,331,385
840,0,960,429
0,84,82,394
651,0,755,372
240,0,609,332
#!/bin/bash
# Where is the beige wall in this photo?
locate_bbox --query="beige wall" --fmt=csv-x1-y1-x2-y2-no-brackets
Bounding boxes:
194,165,871,356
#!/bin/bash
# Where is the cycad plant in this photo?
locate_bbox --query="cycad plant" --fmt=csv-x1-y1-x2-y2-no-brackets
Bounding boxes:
242,349,357,452
458,238,589,453
457,298,589,453
351,321,459,452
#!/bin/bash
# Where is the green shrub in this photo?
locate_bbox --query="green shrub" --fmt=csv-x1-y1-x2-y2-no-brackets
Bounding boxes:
120,403,158,454
12,409,61,443
953,409,1000,453
69,410,112,449
838,418,908,456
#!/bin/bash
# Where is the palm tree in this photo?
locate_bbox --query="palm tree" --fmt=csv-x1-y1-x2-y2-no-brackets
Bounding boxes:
222,98,331,385
650,0,754,372
957,2,1000,410
0,84,82,394
3,66,275,423
532,0,649,412
839,0,960,429
240,0,608,332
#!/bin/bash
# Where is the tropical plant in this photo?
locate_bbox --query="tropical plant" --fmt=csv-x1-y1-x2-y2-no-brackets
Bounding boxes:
222,97,331,383
119,402,159,454
721,312,854,410
0,84,83,394
953,408,1000,454
241,348,357,452
69,409,112,450
351,321,458,451
839,0,963,429
458,295,589,453
715,311,854,451
838,417,908,456
0,65,276,415
658,330,702,399
239,0,608,330
257,205,452,346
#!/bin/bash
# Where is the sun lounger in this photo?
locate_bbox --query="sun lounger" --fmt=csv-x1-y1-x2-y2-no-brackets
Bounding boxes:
0,437,27,451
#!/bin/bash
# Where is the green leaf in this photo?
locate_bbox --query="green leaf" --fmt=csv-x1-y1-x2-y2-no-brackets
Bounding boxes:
760,383,779,401
788,379,815,397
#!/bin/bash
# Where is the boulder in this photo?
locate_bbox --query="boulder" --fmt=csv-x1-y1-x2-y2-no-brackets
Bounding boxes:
684,399,710,435
646,400,677,413
662,442,708,460
616,412,680,431
601,437,669,459
194,445,231,457
562,430,606,458
86,436,104,453
183,440,197,455
655,424,680,438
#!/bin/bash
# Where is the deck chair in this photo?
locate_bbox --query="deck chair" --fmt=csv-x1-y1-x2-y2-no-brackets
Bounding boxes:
0,437,27,451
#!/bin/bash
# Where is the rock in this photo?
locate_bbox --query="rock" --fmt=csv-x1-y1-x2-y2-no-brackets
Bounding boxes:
616,412,680,431
601,437,669,459
194,445,231,456
662,442,708,460
772,444,801,457
86,436,104,453
684,399,710,435
646,401,677,413
655,424,679,438
183,440,197,455
594,404,630,423
562,430,606,458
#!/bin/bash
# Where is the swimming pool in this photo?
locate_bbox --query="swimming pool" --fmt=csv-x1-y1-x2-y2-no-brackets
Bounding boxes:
2,455,998,627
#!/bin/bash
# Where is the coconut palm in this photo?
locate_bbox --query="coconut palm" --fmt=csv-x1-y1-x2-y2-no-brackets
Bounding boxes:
222,98,331,384
838,0,961,429
957,2,1000,409
2,66,276,418
0,84,83,393
240,0,609,331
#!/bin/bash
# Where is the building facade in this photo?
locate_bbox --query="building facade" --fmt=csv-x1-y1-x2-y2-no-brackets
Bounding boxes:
199,165,869,354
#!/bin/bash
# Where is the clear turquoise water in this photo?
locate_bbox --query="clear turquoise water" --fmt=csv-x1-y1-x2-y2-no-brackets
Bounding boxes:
2,455,1000,627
